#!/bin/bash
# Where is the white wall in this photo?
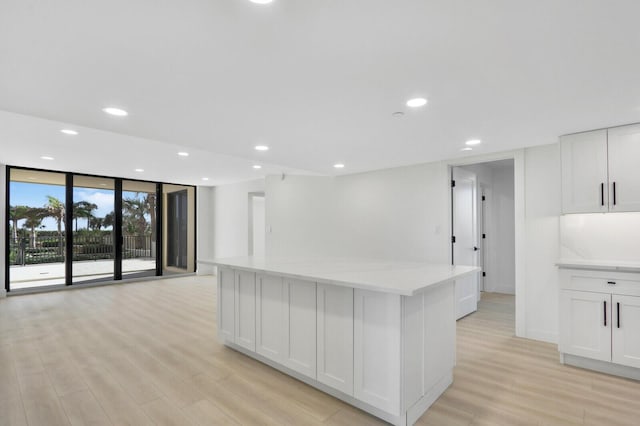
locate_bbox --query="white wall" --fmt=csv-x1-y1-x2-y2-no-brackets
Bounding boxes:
523,143,561,343
196,186,215,274
0,163,5,297
266,163,450,262
213,179,265,259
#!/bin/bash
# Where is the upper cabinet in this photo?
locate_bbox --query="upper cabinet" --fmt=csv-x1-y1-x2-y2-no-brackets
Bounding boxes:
561,124,640,214
607,124,640,212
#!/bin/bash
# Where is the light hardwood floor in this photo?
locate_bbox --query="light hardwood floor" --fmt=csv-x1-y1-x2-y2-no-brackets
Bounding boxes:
1,277,640,425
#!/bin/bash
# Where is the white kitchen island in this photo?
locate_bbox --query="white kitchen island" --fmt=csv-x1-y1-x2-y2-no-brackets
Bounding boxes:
206,257,479,426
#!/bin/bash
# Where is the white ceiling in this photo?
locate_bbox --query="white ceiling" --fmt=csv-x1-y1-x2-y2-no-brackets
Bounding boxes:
1,0,640,185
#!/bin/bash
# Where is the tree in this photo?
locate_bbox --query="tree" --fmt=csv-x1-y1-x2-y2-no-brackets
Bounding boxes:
123,197,149,235
46,196,66,255
72,201,98,231
9,205,29,241
22,207,48,248
89,216,105,231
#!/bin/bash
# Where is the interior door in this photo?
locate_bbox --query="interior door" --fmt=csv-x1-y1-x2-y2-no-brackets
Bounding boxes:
452,167,478,320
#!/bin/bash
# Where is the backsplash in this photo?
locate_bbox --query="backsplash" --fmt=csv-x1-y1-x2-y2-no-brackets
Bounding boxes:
560,213,640,262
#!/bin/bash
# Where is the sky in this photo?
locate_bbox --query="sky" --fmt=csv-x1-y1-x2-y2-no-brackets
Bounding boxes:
9,182,147,231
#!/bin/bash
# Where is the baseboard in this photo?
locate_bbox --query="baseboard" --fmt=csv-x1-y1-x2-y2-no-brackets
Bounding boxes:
0,288,6,298
562,353,640,381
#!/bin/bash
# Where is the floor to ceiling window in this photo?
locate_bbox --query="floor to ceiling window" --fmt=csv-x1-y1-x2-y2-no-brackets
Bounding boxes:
5,166,196,292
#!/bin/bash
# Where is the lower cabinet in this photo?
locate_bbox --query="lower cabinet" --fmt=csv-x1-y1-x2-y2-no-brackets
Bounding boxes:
559,269,640,371
234,270,256,351
317,283,354,395
256,274,286,362
354,289,401,416
284,278,317,378
612,294,640,368
217,267,236,342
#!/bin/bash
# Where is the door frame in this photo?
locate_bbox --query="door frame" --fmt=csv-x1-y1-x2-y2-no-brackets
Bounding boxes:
248,191,265,256
446,150,524,338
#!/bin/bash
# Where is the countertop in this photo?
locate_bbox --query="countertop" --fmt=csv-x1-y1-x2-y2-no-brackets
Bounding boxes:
556,259,640,273
200,257,479,296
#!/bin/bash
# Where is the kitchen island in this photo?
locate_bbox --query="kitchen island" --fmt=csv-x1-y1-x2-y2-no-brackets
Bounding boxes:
206,257,478,426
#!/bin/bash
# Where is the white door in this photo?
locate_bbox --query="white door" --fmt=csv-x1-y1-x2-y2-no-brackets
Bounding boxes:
559,290,611,362
612,294,640,368
234,270,256,351
256,274,285,362
607,124,640,212
560,129,608,213
452,167,478,319
284,279,317,378
317,284,354,395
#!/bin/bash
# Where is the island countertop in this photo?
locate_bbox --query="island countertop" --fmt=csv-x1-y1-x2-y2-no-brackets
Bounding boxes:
203,256,479,296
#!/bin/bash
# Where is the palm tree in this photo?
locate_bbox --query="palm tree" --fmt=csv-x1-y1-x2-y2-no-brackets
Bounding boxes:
46,196,65,255
22,207,48,248
9,205,29,241
89,216,105,231
73,201,98,231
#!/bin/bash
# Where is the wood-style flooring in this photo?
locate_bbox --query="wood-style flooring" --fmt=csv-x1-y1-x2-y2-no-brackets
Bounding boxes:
1,277,639,425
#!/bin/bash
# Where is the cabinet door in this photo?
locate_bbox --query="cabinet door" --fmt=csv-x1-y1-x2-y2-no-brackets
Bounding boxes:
217,267,235,343
559,290,611,362
560,130,609,213
256,274,285,362
317,284,353,395
607,124,640,212
234,270,256,351
354,290,401,416
612,294,640,368
284,279,317,378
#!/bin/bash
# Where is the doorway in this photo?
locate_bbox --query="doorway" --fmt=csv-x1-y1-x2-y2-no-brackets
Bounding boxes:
451,159,515,322
248,192,265,256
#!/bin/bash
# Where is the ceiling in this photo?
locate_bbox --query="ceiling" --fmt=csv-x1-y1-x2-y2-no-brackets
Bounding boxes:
1,0,640,185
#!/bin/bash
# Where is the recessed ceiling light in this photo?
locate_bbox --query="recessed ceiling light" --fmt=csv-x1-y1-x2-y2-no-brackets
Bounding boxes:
202,177,209,181
465,139,482,146
254,145,269,151
134,168,144,172
406,98,427,108
334,163,345,169
461,147,473,152
103,107,128,117
253,165,262,169
60,129,78,135
178,152,189,157
250,0,273,4
40,156,54,160
392,111,404,117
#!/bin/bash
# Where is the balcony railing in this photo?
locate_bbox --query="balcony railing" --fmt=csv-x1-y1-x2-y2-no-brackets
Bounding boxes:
9,234,154,266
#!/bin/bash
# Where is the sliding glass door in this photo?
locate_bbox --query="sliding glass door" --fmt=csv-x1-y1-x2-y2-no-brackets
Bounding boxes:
6,167,197,292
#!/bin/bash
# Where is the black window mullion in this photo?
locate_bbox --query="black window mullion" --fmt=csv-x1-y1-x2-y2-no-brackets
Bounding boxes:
114,179,123,280
65,173,73,285
156,183,163,277
5,166,10,292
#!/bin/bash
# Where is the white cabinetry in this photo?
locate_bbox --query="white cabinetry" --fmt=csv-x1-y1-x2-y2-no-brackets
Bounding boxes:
256,274,286,362
217,267,235,342
612,294,640,368
561,124,640,213
283,278,317,378
607,124,640,212
234,270,256,351
559,268,640,376
560,129,608,214
317,283,354,395
354,290,401,415
559,290,611,362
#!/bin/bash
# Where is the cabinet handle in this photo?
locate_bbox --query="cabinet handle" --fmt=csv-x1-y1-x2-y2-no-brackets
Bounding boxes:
601,183,605,206
613,181,617,206
604,300,607,327
617,302,621,329
607,281,616,285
